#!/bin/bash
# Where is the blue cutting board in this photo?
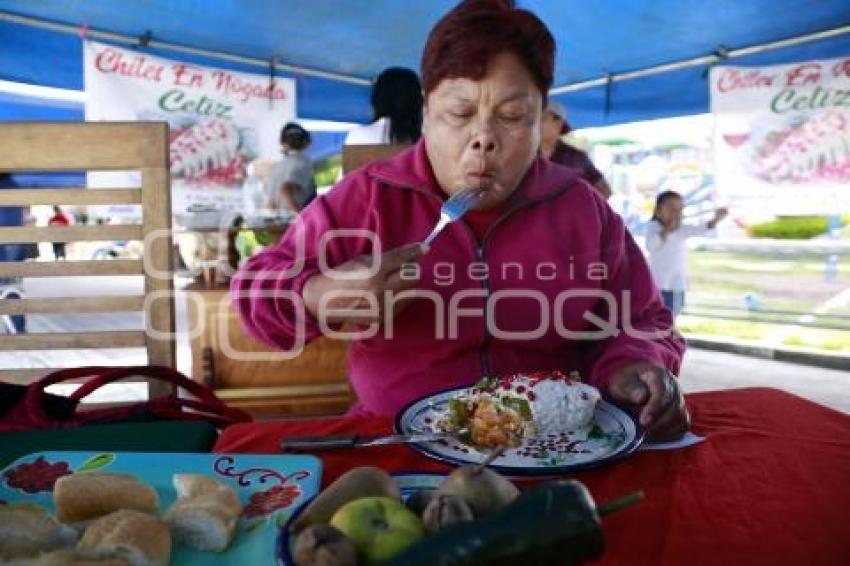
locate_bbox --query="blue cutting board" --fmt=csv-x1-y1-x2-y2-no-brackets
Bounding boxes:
0,451,322,565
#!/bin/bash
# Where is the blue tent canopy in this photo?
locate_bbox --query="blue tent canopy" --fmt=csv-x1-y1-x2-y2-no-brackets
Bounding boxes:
1,0,849,127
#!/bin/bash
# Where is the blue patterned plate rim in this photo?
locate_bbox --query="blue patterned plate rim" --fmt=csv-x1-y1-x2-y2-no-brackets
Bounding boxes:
393,385,644,477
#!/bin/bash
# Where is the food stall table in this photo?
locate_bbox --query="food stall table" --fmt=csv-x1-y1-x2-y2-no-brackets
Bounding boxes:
214,387,850,565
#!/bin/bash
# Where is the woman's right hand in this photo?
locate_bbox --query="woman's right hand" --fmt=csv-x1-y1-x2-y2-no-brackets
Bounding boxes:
301,243,426,325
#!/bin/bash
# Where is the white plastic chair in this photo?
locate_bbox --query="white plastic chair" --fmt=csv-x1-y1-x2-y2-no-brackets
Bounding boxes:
0,285,24,335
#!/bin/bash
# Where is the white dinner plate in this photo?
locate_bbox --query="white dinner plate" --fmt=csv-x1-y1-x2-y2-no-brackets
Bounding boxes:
394,386,644,476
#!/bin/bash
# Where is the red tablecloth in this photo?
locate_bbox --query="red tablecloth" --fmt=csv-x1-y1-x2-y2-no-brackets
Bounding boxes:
215,387,850,565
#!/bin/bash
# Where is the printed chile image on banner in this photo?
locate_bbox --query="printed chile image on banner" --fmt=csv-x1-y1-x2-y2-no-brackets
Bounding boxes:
83,40,296,214
710,56,850,217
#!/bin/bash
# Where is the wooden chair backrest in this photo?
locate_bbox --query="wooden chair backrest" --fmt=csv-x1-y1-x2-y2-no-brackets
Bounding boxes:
341,143,409,174
0,122,175,397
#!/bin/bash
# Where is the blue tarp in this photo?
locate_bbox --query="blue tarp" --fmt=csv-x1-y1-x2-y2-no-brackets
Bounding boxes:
0,88,344,162
0,90,81,121
1,0,849,126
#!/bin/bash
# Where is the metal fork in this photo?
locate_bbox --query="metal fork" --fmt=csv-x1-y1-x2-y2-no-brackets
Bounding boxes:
423,187,483,246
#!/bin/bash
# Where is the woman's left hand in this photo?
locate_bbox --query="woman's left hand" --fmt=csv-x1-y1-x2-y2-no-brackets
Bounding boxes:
606,363,690,441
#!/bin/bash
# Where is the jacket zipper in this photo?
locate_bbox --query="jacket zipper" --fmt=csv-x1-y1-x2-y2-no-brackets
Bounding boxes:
475,239,492,377
467,195,563,379
475,193,578,378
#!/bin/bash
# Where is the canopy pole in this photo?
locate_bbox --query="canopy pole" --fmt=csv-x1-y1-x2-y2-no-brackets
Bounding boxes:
268,57,277,109
550,23,850,95
0,10,371,86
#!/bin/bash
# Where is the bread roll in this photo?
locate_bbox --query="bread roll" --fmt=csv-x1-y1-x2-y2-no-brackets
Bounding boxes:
77,509,170,566
53,472,158,523
164,474,241,552
171,474,240,508
0,502,78,559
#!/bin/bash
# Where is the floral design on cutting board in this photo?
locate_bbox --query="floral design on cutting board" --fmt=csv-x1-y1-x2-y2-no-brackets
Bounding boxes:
213,456,310,519
2,453,114,494
242,484,302,519
3,456,71,493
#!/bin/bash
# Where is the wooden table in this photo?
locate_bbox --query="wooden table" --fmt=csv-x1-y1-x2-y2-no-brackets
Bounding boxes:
174,222,290,287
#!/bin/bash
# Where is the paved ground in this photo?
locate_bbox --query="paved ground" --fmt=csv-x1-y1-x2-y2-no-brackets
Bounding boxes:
680,347,850,413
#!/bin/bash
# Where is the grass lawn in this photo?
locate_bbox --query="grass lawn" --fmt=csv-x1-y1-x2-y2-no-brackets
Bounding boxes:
677,316,850,352
677,316,772,341
680,249,850,353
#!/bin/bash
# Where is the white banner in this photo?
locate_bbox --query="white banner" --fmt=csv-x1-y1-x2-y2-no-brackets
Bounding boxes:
710,57,850,217
84,41,295,216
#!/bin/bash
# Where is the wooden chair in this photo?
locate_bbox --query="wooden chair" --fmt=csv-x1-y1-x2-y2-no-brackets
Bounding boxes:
186,283,354,417
341,143,409,174
0,122,175,398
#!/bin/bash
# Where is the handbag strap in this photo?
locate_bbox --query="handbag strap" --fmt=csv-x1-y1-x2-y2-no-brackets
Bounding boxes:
25,366,249,426
69,366,224,407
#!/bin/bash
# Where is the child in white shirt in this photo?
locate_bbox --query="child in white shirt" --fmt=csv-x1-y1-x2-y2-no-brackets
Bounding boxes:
646,191,728,317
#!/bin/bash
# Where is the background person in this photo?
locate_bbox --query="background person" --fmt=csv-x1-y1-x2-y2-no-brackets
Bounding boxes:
233,0,687,441
345,67,423,145
266,122,316,213
47,205,70,260
646,190,729,317
0,174,28,281
0,174,33,333
540,100,612,200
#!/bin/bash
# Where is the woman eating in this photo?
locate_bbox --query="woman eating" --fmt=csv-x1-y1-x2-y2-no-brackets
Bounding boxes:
232,0,688,441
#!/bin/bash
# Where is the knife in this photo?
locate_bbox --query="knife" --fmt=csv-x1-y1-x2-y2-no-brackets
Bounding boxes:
280,432,453,452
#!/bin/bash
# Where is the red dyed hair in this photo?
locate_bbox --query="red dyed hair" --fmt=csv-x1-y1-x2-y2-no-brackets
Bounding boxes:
421,0,555,102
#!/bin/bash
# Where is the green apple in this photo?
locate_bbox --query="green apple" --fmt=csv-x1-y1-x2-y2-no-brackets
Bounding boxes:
329,496,426,564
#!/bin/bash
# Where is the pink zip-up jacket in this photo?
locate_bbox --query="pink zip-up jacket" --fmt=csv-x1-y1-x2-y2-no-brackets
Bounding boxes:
232,140,684,416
